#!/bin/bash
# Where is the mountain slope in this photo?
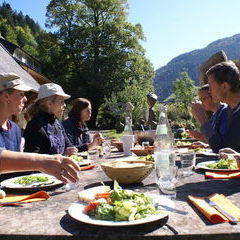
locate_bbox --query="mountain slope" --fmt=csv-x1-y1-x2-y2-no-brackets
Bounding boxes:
154,34,240,100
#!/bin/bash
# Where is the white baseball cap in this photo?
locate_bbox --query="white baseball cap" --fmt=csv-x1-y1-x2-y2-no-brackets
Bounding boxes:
0,73,34,92
36,83,70,101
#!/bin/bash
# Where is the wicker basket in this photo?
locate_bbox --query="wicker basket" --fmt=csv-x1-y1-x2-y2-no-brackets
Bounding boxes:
101,160,154,184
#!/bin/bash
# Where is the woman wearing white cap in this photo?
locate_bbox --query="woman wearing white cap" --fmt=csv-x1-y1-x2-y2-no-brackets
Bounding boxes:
0,73,34,151
24,83,78,156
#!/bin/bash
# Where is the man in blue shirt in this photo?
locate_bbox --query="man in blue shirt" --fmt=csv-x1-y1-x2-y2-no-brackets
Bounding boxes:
196,61,240,153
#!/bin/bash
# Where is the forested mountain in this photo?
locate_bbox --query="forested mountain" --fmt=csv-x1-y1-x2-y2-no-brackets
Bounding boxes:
0,2,44,57
0,1,155,128
154,34,240,100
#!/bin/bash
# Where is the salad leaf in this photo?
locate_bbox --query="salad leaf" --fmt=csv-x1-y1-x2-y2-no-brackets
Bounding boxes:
70,155,83,162
13,175,50,185
85,181,162,222
207,158,238,169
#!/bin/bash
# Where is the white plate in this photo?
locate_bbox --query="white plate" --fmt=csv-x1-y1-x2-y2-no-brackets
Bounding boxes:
68,194,174,226
196,160,239,171
0,173,63,189
78,160,92,166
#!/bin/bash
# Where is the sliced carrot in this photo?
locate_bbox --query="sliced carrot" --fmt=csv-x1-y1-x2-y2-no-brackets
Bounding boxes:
84,202,100,212
80,165,96,171
95,193,111,198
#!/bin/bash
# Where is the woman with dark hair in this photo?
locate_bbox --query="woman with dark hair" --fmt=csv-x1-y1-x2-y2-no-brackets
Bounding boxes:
62,98,103,152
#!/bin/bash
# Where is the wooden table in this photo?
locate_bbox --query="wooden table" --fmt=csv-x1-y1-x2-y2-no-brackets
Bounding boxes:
1,153,240,240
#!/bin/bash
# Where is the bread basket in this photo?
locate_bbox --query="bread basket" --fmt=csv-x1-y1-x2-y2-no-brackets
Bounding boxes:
101,160,154,184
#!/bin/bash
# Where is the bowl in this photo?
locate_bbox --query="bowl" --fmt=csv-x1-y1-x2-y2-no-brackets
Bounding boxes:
101,160,154,184
133,130,156,146
130,146,154,156
111,140,123,152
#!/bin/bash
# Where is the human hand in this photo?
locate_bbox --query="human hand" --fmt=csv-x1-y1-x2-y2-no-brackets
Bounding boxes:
191,141,209,149
219,148,238,159
188,130,206,142
38,154,80,184
64,147,78,156
190,100,208,125
92,133,104,146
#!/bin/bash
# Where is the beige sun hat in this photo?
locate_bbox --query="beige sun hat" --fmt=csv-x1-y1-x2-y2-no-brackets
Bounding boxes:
36,83,70,101
0,73,34,92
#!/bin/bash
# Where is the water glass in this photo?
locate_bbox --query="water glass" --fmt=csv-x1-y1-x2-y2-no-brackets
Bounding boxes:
155,150,177,199
88,149,99,161
102,140,111,158
180,152,196,177
156,165,177,199
142,141,150,148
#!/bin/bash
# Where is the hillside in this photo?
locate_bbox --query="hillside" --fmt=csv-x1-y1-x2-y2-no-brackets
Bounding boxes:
154,34,240,100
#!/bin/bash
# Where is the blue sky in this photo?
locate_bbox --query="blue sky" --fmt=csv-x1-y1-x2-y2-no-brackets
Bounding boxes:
1,0,240,70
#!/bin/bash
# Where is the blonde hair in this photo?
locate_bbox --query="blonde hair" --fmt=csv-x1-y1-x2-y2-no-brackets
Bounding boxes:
27,95,58,118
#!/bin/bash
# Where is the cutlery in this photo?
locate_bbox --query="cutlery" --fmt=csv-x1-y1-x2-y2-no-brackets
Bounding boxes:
204,198,239,224
156,203,188,215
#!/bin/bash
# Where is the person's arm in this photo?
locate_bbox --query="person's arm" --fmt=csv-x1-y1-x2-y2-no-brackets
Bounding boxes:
24,122,48,153
201,110,240,153
0,150,80,183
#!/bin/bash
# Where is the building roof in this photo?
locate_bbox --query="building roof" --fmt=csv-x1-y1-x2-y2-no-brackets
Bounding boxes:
0,42,39,91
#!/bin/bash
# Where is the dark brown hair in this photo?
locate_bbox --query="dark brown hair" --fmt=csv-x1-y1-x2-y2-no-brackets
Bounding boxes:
206,61,240,92
68,98,91,121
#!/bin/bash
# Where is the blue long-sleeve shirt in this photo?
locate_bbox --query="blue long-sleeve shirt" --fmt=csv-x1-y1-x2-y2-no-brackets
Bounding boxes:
0,120,21,152
62,117,91,152
201,104,240,153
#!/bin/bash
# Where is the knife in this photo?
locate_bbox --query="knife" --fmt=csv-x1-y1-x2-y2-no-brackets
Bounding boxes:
205,198,239,224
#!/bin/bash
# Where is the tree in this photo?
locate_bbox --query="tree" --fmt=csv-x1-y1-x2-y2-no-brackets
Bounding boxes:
45,0,154,127
172,72,197,109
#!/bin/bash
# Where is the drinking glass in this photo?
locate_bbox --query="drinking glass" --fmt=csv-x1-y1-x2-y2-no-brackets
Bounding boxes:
155,164,178,199
180,152,196,177
142,141,150,148
88,149,99,161
102,140,111,158
155,150,177,199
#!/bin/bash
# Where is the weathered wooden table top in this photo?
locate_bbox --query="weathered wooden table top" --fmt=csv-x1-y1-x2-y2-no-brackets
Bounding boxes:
1,153,240,240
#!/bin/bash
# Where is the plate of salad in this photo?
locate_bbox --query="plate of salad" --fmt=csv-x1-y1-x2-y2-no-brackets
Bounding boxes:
68,181,174,226
196,158,239,171
70,155,92,166
0,173,63,189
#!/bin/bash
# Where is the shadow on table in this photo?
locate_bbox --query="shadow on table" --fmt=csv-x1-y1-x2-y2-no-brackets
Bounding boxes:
176,178,240,202
60,213,173,237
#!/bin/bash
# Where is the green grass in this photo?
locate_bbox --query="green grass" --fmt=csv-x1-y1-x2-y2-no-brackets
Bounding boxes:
102,129,124,139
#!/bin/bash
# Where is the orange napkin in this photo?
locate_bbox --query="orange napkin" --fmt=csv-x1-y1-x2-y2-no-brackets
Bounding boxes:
205,171,240,179
80,165,96,171
188,194,240,223
0,191,50,206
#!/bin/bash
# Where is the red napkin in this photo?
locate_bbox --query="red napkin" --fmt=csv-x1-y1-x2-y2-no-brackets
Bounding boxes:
0,191,50,206
205,171,240,179
188,194,240,223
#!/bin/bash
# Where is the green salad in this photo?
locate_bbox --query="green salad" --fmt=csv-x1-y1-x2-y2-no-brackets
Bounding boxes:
13,175,50,185
84,181,162,221
175,141,191,147
70,155,83,162
189,147,206,153
137,155,154,162
206,158,238,169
